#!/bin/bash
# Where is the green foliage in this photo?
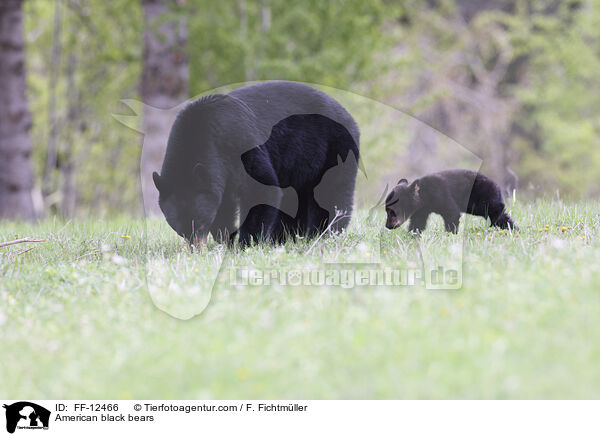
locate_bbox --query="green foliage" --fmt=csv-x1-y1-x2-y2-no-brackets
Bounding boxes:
24,0,143,217
186,0,399,94
20,0,600,218
485,0,600,197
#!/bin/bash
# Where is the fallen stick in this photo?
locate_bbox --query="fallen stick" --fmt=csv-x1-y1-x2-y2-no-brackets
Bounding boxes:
14,246,36,255
72,249,100,262
0,237,47,248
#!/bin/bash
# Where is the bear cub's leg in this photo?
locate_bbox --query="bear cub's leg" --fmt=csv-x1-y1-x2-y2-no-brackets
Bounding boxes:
441,202,462,234
408,209,430,233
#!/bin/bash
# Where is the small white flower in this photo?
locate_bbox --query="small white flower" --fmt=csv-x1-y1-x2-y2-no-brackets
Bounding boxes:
550,239,566,249
112,254,127,265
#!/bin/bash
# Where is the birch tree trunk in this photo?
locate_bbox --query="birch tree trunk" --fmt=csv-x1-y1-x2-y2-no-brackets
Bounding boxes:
140,0,188,216
0,0,35,220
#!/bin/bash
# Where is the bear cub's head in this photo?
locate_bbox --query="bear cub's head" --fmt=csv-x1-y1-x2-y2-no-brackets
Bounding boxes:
385,178,420,229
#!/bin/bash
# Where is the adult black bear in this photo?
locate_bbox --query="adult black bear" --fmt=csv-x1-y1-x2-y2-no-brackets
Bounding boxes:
385,169,517,233
152,81,360,246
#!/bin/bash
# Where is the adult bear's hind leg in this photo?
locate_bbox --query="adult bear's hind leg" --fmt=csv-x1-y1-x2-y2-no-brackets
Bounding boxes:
302,191,329,238
313,155,358,234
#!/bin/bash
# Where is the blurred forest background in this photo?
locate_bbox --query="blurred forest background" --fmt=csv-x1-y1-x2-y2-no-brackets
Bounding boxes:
1,0,599,219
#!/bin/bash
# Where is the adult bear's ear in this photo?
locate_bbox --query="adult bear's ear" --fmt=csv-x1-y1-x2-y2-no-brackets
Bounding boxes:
152,172,163,192
397,178,408,185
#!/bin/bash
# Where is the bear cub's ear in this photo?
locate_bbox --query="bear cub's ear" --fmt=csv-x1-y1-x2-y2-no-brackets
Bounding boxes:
152,172,163,192
411,182,420,199
397,178,408,185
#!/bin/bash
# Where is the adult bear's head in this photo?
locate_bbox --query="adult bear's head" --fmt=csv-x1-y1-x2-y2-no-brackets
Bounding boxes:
152,165,223,244
153,94,257,244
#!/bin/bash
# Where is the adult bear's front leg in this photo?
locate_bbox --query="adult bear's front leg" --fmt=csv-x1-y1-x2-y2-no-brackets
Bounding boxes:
238,180,283,246
238,204,282,246
209,186,238,244
237,152,284,246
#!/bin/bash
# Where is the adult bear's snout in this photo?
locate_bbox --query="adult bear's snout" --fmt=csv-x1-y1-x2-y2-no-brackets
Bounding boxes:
385,216,405,229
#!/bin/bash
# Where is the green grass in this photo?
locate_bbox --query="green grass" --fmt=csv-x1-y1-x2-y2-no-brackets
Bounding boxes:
1,200,599,398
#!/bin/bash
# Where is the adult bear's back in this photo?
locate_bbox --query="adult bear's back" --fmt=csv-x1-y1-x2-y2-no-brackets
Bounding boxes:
228,81,360,149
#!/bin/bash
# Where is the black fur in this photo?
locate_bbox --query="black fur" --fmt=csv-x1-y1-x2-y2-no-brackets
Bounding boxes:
152,81,360,246
385,169,517,233
241,114,359,243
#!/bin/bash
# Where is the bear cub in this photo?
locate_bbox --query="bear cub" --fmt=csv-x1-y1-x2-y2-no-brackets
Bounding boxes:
385,169,516,233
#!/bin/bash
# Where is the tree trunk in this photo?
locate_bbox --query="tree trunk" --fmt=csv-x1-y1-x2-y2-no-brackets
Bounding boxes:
0,0,35,220
140,0,188,216
42,0,62,206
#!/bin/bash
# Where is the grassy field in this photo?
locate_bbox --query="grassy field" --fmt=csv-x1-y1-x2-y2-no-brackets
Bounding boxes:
1,200,599,399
